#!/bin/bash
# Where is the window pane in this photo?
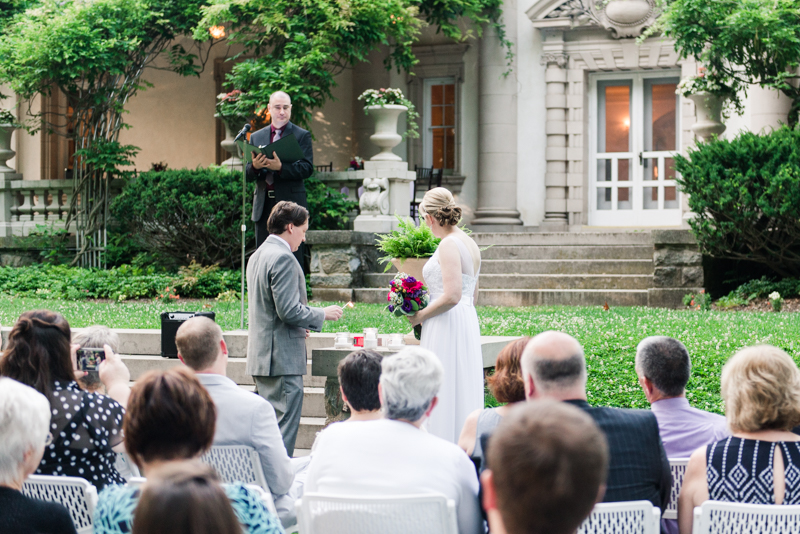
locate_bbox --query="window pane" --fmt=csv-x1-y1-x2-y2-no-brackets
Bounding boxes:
618,188,632,210
604,85,630,153
431,85,443,105
444,84,455,104
598,160,611,182
651,83,677,151
597,187,612,210
445,128,455,169
664,187,678,209
431,106,443,127
665,157,676,181
644,187,659,209
444,105,455,127
433,129,444,168
618,159,630,182
644,158,658,181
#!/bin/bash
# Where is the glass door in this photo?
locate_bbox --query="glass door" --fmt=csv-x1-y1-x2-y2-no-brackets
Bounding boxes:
589,72,681,226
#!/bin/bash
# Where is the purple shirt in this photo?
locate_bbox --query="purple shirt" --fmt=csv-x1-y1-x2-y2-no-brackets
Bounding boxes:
651,397,730,458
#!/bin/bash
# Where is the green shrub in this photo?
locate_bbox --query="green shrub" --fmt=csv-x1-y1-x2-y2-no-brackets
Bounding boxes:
675,126,800,278
731,276,800,300
305,176,359,230
110,167,256,269
0,264,241,300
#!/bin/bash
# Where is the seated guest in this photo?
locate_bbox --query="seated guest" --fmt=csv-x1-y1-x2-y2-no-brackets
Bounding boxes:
521,331,670,513
306,347,483,534
0,310,131,490
93,367,282,534
678,345,800,534
482,400,609,534
636,336,728,457
636,336,729,534
132,461,241,534
0,378,78,534
458,337,528,467
175,316,300,527
338,349,383,422
73,325,121,394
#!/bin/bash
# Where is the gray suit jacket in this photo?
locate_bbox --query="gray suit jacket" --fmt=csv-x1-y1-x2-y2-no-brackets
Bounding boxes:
246,235,324,376
196,373,294,495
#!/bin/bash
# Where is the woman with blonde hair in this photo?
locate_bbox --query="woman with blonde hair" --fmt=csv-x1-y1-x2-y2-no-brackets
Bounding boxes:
678,345,800,534
409,187,483,442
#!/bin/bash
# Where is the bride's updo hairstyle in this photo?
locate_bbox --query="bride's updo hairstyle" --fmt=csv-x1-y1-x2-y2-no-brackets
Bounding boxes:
420,187,462,226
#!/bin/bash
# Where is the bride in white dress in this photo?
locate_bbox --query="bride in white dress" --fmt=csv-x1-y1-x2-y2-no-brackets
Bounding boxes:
409,187,483,443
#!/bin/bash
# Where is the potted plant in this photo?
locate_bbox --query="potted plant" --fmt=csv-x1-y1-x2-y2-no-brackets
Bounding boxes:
0,108,20,173
376,216,440,283
677,73,738,141
357,88,419,161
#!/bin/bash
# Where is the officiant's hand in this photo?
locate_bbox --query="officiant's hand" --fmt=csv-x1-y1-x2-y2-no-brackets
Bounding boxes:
408,312,423,327
252,153,268,170
264,151,282,172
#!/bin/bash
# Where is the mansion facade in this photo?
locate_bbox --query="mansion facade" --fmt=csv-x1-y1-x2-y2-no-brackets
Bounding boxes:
2,0,793,232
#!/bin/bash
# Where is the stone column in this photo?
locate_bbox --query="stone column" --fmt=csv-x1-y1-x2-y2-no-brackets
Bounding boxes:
540,35,569,231
472,0,522,226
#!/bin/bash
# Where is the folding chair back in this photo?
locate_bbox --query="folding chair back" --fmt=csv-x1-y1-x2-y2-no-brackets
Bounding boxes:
578,500,661,534
201,445,269,493
22,474,98,534
664,458,689,520
692,500,800,534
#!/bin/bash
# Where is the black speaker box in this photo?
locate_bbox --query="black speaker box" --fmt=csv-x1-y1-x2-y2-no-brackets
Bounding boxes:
160,311,216,358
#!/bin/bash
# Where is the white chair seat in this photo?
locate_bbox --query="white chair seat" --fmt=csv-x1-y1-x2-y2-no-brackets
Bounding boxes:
692,500,800,534
296,492,458,534
578,500,661,534
22,474,98,534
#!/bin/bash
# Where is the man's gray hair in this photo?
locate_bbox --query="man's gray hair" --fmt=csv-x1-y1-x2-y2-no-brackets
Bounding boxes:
636,336,691,397
380,346,443,422
0,378,51,485
72,325,120,352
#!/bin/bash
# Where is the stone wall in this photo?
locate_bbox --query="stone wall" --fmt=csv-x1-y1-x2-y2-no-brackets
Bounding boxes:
648,229,704,308
306,230,380,301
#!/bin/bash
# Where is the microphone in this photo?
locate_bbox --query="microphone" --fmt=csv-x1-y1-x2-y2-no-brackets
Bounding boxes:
234,123,251,143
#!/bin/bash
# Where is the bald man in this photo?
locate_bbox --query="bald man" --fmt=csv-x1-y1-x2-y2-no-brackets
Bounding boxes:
246,91,314,267
520,331,671,515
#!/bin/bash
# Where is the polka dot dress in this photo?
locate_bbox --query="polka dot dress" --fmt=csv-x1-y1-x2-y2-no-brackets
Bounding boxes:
36,380,126,491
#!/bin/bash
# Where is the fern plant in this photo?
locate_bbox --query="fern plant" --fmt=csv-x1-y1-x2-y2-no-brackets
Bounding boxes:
375,216,441,272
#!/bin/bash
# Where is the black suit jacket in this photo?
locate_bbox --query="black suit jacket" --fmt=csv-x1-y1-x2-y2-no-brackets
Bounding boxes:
245,121,314,222
565,399,671,513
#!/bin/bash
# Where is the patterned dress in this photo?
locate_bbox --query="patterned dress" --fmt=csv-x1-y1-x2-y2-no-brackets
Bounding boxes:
707,437,800,504
93,483,284,534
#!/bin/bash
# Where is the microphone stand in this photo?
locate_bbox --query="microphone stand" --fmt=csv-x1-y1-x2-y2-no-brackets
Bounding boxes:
236,138,255,331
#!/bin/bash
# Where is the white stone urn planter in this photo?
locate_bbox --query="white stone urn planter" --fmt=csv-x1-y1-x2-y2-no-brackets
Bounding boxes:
391,257,428,285
0,124,17,173
367,104,407,161
688,92,727,142
220,121,244,169
604,0,652,24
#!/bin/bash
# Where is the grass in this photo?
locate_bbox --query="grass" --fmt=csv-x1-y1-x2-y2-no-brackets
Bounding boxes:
2,297,799,414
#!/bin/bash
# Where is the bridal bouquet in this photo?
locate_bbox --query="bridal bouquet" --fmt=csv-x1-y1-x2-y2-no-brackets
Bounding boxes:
386,272,430,339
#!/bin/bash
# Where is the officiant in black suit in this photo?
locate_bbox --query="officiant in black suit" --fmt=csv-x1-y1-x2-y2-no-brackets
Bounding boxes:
246,91,314,269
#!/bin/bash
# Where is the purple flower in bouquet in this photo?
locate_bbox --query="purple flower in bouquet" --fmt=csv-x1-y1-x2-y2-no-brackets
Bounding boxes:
384,272,430,340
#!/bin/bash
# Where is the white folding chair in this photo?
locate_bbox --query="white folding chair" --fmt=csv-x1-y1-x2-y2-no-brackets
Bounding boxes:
200,445,270,493
296,493,458,534
115,452,141,481
22,475,98,534
126,476,146,488
664,458,690,520
245,484,280,519
692,501,800,534
578,500,661,534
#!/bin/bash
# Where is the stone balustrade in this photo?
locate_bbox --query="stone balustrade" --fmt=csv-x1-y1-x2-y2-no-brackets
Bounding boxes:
0,178,72,237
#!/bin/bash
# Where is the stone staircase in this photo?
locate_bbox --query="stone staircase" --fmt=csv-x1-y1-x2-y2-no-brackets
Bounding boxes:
355,232,655,307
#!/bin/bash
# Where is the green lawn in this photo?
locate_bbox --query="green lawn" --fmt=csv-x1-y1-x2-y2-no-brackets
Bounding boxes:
2,297,798,414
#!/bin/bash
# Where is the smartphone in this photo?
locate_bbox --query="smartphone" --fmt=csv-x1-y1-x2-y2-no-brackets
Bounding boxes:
77,347,106,372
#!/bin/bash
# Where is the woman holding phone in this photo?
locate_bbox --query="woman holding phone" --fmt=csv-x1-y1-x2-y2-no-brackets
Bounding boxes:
0,310,131,490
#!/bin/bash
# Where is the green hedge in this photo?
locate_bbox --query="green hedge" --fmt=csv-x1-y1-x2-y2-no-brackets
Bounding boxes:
676,126,800,278
0,264,241,301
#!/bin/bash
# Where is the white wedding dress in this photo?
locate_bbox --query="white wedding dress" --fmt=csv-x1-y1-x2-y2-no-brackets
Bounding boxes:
420,235,484,443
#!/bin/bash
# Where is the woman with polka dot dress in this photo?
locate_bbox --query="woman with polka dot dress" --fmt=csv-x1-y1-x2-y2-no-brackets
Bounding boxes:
0,310,132,491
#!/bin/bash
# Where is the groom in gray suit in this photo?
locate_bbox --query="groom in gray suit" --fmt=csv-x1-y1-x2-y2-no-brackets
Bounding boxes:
246,201,342,455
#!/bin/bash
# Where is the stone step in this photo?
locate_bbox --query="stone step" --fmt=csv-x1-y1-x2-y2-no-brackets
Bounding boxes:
363,273,652,290
471,232,653,247
479,259,653,275
354,288,649,307
297,417,325,450
302,387,325,418
481,245,653,260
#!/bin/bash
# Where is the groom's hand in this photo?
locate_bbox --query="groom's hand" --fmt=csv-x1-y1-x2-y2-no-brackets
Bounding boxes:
323,305,343,321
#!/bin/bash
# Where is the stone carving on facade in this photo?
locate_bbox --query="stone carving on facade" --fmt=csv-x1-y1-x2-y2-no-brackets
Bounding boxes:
543,0,658,39
540,52,570,67
358,176,390,216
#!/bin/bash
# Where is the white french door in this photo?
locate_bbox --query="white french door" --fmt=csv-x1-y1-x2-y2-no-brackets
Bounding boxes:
589,71,682,226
